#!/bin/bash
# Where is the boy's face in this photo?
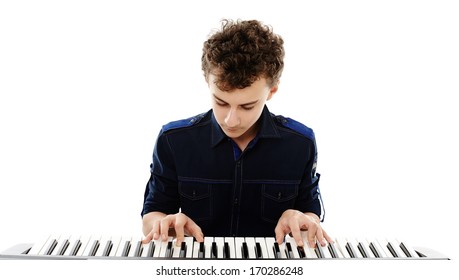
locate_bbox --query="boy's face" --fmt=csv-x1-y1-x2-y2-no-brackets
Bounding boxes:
208,74,278,144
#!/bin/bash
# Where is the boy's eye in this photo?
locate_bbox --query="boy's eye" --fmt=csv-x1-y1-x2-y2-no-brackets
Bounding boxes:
216,101,228,107
242,106,255,110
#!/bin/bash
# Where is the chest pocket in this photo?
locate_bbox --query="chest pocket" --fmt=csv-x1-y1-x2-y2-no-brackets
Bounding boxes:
261,182,299,223
178,182,212,222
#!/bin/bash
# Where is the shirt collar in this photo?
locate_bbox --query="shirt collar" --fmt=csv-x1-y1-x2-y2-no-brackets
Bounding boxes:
211,105,281,148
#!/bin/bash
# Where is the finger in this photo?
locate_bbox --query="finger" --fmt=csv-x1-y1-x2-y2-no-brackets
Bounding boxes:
307,225,318,248
289,222,304,247
274,224,287,244
174,215,187,246
142,231,153,244
151,219,161,240
185,222,204,243
323,230,334,244
314,226,326,247
160,216,173,241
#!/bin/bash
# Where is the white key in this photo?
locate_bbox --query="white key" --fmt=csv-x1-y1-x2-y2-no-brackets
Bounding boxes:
335,237,351,258
82,235,102,256
321,241,333,259
376,237,395,258
300,232,318,258
75,235,91,257
366,237,387,258
386,238,406,258
159,236,173,258
29,235,51,255
284,235,300,258
172,239,181,258
128,236,142,257
329,238,345,258
255,237,270,259
234,237,245,259
184,236,194,258
192,240,200,258
346,238,364,259
50,234,70,256
224,237,236,259
263,237,276,259
366,238,387,258
95,235,112,257
396,239,419,258
115,236,132,257
277,239,288,259
244,237,257,259
140,240,155,258
38,234,60,255
356,237,374,258
64,235,80,256
214,237,225,259
204,236,214,258
108,236,121,257
152,238,163,258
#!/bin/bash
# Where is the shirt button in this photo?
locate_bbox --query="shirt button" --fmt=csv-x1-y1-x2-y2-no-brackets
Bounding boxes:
234,198,238,205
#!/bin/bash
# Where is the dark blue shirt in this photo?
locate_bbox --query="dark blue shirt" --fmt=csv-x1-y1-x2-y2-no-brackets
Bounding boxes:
142,106,323,238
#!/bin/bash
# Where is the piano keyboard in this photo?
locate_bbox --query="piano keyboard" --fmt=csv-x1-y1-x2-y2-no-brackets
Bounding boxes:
0,232,449,260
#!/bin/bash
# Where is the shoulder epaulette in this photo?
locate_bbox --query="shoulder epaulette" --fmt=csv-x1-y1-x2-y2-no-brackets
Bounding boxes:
274,115,315,140
162,112,207,133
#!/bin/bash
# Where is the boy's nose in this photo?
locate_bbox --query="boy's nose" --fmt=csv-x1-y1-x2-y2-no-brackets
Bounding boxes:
224,108,240,127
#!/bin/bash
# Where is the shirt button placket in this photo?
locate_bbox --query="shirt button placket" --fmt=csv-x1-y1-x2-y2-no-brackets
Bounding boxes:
231,160,242,236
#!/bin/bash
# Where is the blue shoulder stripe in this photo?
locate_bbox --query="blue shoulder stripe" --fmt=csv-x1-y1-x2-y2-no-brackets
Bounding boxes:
276,116,315,140
162,112,206,133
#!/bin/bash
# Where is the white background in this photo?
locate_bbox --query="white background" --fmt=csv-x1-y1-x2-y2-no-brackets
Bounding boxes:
0,0,458,278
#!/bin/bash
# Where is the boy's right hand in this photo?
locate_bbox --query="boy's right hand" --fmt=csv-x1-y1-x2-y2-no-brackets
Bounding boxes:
142,212,204,246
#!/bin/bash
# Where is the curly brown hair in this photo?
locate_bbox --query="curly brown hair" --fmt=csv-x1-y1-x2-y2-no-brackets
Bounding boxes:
201,19,285,92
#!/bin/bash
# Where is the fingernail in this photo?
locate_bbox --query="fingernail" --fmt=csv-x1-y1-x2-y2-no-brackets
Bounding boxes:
153,233,158,240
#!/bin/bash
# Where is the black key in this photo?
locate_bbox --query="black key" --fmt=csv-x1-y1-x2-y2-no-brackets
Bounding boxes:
89,240,100,256
146,241,155,257
369,242,381,258
297,245,306,258
285,242,294,258
179,242,187,258
242,242,249,259
387,242,399,258
102,240,113,256
223,242,231,259
399,242,411,257
134,241,143,257
56,239,70,256
43,239,58,255
255,242,263,259
315,241,325,258
357,242,369,258
165,241,173,258
198,242,205,258
345,242,357,258
122,240,131,257
273,242,281,259
211,241,218,258
328,242,339,258
69,240,82,256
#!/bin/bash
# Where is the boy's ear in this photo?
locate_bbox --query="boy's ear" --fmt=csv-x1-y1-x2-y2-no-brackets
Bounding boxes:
267,82,279,101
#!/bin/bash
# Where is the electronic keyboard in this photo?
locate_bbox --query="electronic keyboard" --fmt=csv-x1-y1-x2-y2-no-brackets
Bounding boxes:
0,232,449,260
